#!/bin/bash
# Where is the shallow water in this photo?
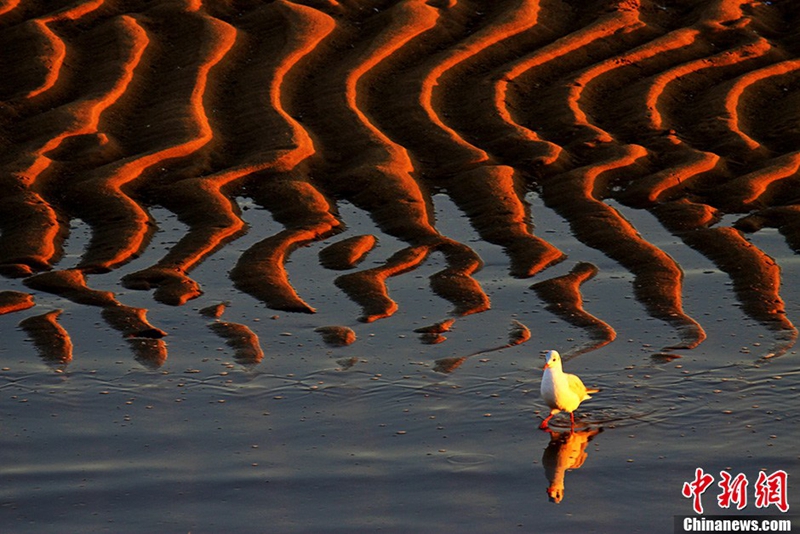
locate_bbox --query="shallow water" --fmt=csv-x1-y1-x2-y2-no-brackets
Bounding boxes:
2,197,799,533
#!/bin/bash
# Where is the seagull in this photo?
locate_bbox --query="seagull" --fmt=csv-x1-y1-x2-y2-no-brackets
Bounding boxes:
539,350,599,430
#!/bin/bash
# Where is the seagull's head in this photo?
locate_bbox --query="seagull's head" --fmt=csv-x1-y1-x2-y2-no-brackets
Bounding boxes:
543,350,561,370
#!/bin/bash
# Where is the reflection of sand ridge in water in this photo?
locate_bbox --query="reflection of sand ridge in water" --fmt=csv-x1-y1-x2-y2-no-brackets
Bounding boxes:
1,0,798,365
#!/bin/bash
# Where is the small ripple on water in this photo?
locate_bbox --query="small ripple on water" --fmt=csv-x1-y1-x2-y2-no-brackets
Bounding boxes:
445,452,495,467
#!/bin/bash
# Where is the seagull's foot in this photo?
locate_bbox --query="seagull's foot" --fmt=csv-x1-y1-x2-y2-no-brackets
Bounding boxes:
539,414,554,430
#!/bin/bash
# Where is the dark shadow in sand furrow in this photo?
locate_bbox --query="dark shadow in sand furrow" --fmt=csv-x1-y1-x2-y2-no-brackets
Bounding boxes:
55,8,236,275
0,15,149,276
286,2,494,318
362,1,566,277
120,2,334,305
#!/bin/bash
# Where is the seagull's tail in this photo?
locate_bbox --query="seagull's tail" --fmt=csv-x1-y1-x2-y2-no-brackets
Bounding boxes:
586,388,601,395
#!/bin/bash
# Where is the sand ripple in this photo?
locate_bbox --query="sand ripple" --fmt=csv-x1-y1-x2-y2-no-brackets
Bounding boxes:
1,0,798,365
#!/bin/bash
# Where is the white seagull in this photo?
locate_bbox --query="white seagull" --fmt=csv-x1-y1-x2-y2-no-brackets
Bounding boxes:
539,350,599,430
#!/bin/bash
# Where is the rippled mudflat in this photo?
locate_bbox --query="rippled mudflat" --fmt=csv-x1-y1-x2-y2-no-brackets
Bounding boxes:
2,1,800,532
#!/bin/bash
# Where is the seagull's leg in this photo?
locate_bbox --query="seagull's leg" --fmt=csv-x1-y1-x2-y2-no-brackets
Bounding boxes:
569,412,576,430
539,413,554,430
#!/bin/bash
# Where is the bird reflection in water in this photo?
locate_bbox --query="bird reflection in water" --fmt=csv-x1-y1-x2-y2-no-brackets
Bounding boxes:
541,427,602,503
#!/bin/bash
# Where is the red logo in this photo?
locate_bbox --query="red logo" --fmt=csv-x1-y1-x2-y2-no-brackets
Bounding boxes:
683,469,789,514
717,471,748,510
682,468,715,514
754,470,789,513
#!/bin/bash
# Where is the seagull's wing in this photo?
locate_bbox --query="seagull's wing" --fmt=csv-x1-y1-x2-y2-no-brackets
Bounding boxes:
566,373,594,400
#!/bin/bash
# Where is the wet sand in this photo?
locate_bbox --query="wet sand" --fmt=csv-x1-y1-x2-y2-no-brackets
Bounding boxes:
1,1,799,532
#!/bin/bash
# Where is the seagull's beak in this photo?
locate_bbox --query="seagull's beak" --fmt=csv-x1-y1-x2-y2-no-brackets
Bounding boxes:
543,362,550,370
